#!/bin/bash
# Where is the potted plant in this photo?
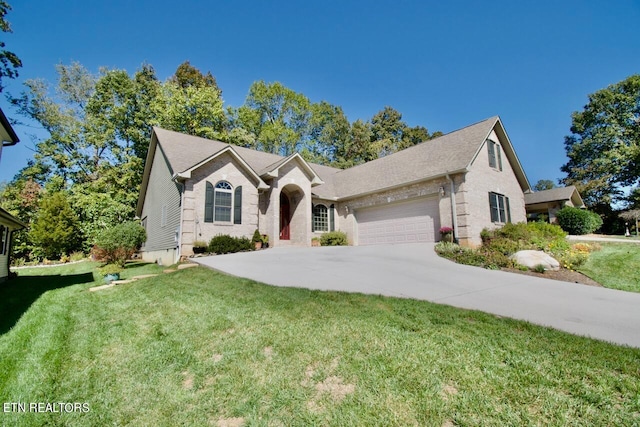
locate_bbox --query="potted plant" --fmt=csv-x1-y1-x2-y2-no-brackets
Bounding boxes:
261,234,269,248
252,229,263,250
311,237,321,247
439,226,454,243
98,264,122,284
192,240,207,254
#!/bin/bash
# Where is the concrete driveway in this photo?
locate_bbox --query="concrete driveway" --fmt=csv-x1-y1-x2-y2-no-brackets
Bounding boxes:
193,243,640,348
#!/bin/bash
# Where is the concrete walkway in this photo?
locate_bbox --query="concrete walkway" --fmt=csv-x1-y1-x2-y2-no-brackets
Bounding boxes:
193,243,640,348
568,235,640,244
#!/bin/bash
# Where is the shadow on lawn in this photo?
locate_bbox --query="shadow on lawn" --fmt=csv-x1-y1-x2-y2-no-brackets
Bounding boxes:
0,272,95,335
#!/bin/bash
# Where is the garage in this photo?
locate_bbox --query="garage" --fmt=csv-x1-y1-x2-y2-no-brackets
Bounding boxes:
356,197,441,245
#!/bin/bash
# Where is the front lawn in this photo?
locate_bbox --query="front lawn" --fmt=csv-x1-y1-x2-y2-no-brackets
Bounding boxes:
1,262,639,426
578,243,640,292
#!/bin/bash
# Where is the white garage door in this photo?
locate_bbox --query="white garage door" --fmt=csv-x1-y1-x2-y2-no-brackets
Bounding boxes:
356,198,440,245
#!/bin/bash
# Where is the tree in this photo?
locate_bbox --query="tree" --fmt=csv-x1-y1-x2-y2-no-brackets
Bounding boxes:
302,101,350,165
561,75,640,207
0,1,21,91
333,119,375,168
172,61,219,92
370,106,407,157
534,179,557,191
152,80,227,140
0,177,42,259
619,209,640,237
235,81,311,156
29,191,81,259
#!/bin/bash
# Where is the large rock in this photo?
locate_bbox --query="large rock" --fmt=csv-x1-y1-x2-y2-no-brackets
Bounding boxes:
510,250,560,271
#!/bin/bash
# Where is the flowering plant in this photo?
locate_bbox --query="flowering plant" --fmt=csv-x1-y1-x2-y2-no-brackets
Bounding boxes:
439,226,453,234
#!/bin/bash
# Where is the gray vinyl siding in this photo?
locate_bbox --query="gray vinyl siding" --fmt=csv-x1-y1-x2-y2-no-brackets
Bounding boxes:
140,146,182,252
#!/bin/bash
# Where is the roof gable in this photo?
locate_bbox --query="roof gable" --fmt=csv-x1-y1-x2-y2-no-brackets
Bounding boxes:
175,145,269,190
467,117,531,192
260,153,324,186
327,116,530,199
524,186,584,207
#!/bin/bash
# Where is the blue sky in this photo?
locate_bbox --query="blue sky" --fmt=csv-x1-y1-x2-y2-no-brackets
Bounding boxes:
1,0,639,185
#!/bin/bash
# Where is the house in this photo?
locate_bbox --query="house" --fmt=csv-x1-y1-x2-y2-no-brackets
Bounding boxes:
137,116,531,265
524,186,585,223
0,108,26,282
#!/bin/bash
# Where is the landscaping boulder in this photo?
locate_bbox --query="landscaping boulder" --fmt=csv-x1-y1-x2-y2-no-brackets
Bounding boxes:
510,250,560,271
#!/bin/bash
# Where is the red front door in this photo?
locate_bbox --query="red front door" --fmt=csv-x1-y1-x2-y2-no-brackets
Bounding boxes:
280,192,290,240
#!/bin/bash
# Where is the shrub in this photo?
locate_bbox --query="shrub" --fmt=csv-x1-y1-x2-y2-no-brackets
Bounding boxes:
192,240,208,254
556,207,603,235
251,229,262,243
94,221,147,267
320,231,348,246
98,263,122,276
208,235,253,254
70,251,85,262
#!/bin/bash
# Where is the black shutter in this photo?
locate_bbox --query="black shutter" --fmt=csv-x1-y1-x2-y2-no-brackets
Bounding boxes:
311,204,315,232
489,193,498,223
330,204,335,231
234,186,242,224
506,197,511,223
496,144,503,171
205,182,213,223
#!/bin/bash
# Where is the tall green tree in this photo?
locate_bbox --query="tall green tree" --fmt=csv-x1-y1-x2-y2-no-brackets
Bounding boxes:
561,75,640,207
152,81,227,141
534,179,557,191
29,191,81,259
0,1,21,91
235,81,311,156
172,60,220,92
302,101,350,165
370,106,407,157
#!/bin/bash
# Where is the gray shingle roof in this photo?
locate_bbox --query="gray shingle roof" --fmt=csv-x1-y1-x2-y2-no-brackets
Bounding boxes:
326,117,499,199
152,116,511,201
524,186,582,205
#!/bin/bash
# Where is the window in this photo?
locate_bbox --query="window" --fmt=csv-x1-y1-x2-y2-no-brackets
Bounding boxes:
0,225,6,255
489,192,511,223
214,181,233,222
487,139,503,171
313,204,328,232
205,181,241,223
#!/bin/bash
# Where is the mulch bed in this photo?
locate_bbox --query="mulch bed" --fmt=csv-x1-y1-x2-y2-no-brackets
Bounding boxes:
503,268,601,287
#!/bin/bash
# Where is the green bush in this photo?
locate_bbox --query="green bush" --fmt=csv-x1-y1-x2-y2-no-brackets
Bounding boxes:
208,235,253,254
556,207,602,235
319,231,348,246
28,191,82,260
94,221,147,267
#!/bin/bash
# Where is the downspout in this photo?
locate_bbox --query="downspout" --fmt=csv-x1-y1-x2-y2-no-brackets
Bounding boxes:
445,174,459,243
173,174,185,263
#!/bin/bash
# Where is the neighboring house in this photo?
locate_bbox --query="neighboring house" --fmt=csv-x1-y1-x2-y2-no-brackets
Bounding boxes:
524,186,585,223
137,116,531,265
0,108,26,282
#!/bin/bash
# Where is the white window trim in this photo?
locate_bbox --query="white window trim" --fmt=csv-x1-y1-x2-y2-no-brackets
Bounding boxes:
313,204,329,232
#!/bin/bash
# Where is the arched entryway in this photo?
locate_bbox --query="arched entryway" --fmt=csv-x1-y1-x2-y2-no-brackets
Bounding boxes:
280,192,290,240
278,184,308,245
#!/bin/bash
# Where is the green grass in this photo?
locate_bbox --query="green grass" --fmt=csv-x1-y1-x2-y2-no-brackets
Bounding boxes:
578,243,640,293
1,262,639,426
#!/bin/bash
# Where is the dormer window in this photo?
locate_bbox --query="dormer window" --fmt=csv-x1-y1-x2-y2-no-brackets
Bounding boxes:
487,139,503,171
